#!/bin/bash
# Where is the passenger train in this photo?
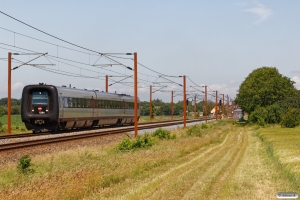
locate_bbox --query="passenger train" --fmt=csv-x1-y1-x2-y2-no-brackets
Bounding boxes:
21,84,140,133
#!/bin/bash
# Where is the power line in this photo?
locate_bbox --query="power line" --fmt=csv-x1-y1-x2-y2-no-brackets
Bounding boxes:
0,11,223,96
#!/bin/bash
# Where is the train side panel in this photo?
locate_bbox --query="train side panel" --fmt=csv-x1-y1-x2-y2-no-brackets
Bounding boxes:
56,87,96,129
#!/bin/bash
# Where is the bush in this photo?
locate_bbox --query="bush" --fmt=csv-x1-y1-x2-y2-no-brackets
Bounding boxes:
201,123,208,129
152,128,176,139
265,104,282,124
249,107,268,126
280,108,300,128
17,155,34,174
186,125,204,137
117,134,154,151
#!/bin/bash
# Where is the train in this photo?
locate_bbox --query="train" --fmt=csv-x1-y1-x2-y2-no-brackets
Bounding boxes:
21,83,140,133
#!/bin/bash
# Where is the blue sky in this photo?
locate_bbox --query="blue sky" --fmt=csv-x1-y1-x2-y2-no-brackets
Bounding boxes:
0,1,300,103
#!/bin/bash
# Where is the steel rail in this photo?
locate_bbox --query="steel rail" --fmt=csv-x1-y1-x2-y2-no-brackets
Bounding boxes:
0,118,207,140
0,118,210,152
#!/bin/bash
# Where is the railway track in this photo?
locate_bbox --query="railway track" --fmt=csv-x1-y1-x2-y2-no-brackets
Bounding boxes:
0,118,209,140
0,118,210,152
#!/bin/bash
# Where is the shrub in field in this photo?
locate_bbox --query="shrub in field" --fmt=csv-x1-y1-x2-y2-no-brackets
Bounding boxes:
152,128,176,139
117,134,154,151
17,155,34,174
201,123,208,129
280,108,300,128
186,125,204,137
249,107,268,126
265,104,282,124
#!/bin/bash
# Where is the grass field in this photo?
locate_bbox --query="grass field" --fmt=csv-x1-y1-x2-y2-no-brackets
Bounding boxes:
0,115,28,134
0,120,299,199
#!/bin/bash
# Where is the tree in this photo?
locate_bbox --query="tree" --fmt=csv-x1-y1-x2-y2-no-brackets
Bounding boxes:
0,106,5,116
236,67,298,114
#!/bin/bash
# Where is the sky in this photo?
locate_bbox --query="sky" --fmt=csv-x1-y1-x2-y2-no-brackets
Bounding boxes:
0,1,300,103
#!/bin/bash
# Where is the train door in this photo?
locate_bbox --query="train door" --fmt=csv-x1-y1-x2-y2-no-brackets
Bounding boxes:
59,95,64,118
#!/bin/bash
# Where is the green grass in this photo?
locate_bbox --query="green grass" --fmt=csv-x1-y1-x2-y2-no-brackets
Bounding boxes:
256,125,300,191
0,115,29,134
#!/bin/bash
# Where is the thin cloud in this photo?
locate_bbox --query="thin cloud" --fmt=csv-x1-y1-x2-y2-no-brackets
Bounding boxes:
291,76,300,89
243,2,273,24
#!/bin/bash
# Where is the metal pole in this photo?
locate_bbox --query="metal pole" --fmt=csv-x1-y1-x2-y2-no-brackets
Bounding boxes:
134,52,138,138
171,91,173,120
106,75,108,92
215,91,218,121
194,95,196,119
183,75,186,127
150,85,152,122
227,95,229,118
205,86,208,123
222,94,225,119
8,52,11,134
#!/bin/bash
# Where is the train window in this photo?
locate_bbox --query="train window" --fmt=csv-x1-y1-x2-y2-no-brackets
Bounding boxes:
32,91,48,104
111,101,114,109
77,98,81,107
85,99,90,108
63,97,68,107
68,98,73,108
72,98,77,108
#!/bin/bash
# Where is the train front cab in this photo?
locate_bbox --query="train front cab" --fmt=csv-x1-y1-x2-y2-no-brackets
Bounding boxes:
21,85,59,133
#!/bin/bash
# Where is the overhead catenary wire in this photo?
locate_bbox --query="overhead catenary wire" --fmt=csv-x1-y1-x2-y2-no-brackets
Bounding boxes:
0,11,224,99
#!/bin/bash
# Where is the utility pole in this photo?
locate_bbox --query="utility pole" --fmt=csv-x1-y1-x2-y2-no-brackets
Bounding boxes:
106,75,108,92
227,95,229,118
134,52,138,138
183,75,186,127
205,86,208,123
222,94,225,119
215,91,218,121
171,91,174,120
7,52,11,134
150,85,152,122
194,95,196,119
7,52,49,134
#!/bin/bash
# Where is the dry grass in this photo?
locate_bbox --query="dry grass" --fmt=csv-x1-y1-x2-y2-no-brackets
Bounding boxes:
0,121,299,199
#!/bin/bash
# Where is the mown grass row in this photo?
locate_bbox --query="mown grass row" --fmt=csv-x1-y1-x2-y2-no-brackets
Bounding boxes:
256,126,300,192
0,120,231,199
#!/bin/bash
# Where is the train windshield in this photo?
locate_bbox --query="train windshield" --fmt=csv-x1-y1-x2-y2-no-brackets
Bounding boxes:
32,91,48,104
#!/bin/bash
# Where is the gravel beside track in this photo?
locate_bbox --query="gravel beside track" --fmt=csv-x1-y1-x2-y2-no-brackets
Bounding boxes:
0,131,126,166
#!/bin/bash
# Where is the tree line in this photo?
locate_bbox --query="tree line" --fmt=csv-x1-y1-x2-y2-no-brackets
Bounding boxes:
0,98,22,116
0,97,219,117
140,98,218,117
